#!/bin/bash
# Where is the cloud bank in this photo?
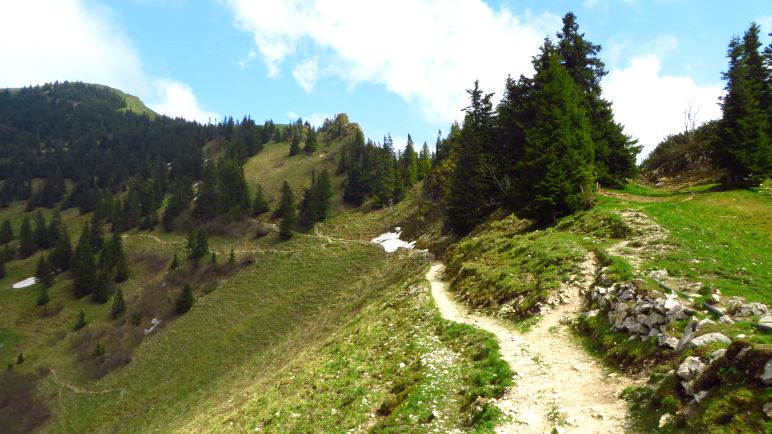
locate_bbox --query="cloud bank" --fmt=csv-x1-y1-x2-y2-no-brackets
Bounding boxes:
225,0,724,157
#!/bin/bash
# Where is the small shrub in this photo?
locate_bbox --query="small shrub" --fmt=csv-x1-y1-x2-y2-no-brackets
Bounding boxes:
175,284,194,315
73,310,87,331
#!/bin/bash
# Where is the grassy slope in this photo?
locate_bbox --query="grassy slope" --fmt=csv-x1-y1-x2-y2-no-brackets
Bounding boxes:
1,138,512,433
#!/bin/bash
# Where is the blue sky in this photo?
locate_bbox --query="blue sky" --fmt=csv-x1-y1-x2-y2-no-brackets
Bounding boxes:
1,0,770,158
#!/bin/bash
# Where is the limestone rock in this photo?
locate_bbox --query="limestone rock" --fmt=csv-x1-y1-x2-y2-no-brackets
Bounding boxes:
658,413,674,428
677,356,706,381
764,402,772,419
649,269,669,281
761,359,772,386
689,333,731,349
658,334,678,350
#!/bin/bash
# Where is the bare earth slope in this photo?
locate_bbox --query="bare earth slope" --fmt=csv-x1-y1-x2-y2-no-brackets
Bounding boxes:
427,260,635,433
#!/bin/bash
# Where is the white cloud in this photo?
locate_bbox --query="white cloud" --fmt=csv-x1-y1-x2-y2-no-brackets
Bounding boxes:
149,79,220,123
757,16,772,32
223,0,560,123
602,55,723,159
0,0,217,122
292,59,319,92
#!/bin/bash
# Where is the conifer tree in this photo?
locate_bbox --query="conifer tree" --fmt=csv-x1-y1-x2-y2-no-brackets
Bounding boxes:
176,284,194,314
289,133,302,156
50,225,72,272
74,309,87,330
0,253,5,279
278,182,296,240
446,81,497,234
229,246,235,263
0,219,12,244
194,160,221,220
92,268,112,304
111,288,126,318
72,223,96,298
402,135,419,187
186,229,209,267
513,44,595,221
715,27,770,186
37,287,49,306
33,211,48,249
252,184,269,216
36,254,54,288
418,142,432,180
304,128,318,153
47,211,62,248
170,252,180,270
19,215,35,258
114,246,129,283
556,12,638,186
315,170,333,221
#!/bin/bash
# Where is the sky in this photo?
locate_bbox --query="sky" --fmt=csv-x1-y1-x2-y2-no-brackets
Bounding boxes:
1,0,770,159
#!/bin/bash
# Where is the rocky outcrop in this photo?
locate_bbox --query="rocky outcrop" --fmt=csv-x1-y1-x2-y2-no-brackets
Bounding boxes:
588,281,692,349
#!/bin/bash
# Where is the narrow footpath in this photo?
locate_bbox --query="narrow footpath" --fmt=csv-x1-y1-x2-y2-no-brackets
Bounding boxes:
426,260,635,433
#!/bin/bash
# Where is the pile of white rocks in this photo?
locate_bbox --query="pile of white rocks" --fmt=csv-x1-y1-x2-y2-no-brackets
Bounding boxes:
587,278,695,350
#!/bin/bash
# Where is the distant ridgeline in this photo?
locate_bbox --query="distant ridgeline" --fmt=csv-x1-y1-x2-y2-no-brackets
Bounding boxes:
0,82,284,216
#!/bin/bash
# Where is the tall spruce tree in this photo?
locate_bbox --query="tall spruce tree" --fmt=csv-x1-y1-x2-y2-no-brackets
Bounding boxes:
72,223,96,298
418,142,432,180
33,211,48,249
446,80,497,234
278,182,296,240
0,253,5,279
36,254,54,288
194,160,221,220
19,215,35,258
556,12,638,187
252,184,269,216
402,135,419,187
111,288,126,319
513,43,595,222
0,219,12,244
715,27,770,186
50,225,72,271
176,284,194,314
289,132,302,156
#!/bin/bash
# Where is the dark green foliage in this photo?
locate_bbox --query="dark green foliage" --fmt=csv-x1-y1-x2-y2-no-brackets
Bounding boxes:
0,254,4,279
91,266,113,304
289,131,302,156
33,211,49,249
170,252,180,270
186,229,209,267
111,288,126,319
401,135,419,187
71,223,96,298
714,23,771,186
418,142,432,180
175,284,194,315
36,287,49,306
193,159,252,221
252,184,269,216
50,225,72,272
299,170,333,226
18,215,35,258
74,309,87,331
278,182,297,240
228,246,235,263
0,219,12,244
163,178,193,231
35,254,54,288
273,181,295,219
304,127,318,153
193,160,221,220
556,12,639,187
446,80,497,234
512,45,595,221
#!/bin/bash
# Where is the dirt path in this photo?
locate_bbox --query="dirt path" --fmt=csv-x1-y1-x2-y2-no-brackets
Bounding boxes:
427,259,635,433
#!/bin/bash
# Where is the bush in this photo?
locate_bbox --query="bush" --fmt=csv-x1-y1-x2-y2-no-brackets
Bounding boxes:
175,284,194,315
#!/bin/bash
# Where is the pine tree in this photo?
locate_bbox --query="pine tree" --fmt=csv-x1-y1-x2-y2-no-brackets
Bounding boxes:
19,215,35,258
33,211,48,249
74,309,87,330
111,288,126,319
418,142,432,180
193,160,221,220
402,135,419,187
170,252,180,270
0,219,12,244
176,284,194,314
92,268,112,304
72,223,96,298
36,287,49,306
277,182,296,240
304,128,318,153
50,225,72,272
315,170,333,221
186,229,209,267
289,132,302,156
36,254,54,288
228,246,235,263
252,184,269,216
556,12,638,187
446,80,497,234
114,246,129,283
0,254,5,279
513,44,595,221
300,172,320,225
47,211,62,248
715,27,770,186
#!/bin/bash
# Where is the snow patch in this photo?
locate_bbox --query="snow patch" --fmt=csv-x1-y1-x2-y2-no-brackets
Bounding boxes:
12,277,38,289
371,227,416,253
